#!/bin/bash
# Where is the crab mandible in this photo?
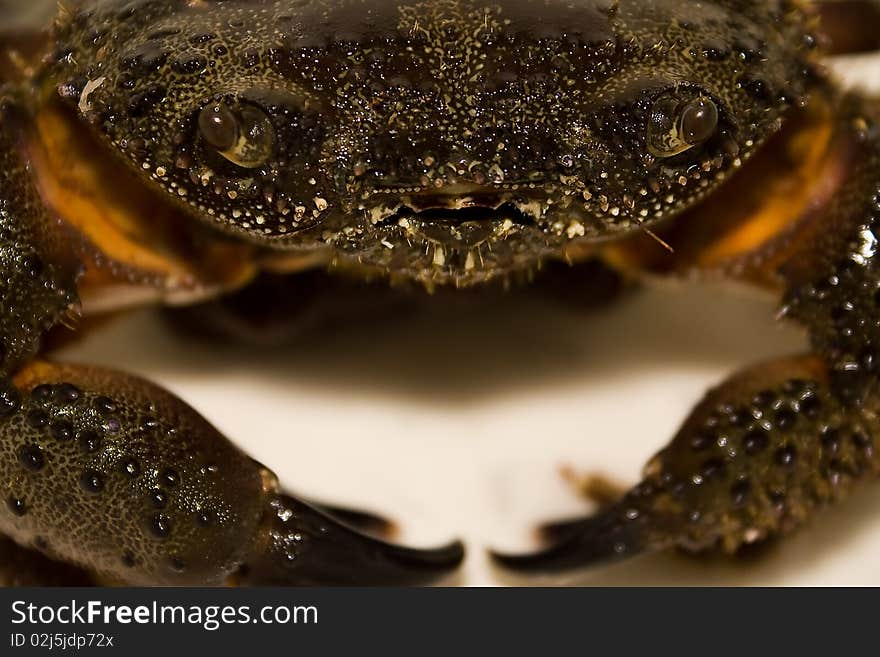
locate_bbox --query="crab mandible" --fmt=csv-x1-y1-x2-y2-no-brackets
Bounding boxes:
1,0,880,585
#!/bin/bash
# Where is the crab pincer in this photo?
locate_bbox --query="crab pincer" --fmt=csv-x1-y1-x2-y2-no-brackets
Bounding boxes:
239,495,464,586
494,353,880,575
0,362,463,586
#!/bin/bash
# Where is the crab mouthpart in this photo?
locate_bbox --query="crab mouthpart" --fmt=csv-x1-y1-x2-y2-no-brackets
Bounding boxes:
377,202,537,228
367,188,544,229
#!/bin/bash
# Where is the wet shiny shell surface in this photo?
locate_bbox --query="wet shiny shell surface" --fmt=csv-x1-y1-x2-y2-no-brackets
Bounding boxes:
45,0,816,285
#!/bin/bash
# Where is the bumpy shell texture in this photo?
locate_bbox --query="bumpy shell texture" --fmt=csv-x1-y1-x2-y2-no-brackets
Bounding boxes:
48,0,817,284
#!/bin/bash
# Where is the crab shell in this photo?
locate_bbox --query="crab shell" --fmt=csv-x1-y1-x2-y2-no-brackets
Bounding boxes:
24,0,818,293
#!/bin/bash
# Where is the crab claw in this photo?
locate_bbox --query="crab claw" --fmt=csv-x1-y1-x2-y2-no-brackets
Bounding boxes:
240,494,464,586
308,500,399,540
491,508,648,574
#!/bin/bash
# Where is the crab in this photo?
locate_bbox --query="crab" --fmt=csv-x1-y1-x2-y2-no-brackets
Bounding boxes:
0,0,880,586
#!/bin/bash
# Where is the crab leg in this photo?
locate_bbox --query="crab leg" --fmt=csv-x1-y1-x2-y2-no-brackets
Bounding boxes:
494,91,880,574
0,98,80,375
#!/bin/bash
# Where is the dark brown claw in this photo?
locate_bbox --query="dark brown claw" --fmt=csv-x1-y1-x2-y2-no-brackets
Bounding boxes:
495,353,880,577
308,500,399,541
0,361,463,586
240,494,464,586
490,515,634,574
490,502,668,574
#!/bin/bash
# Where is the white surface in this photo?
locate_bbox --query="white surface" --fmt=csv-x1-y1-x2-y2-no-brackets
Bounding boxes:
57,281,880,586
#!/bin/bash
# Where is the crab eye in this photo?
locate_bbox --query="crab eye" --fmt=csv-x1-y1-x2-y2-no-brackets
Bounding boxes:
680,97,718,144
198,103,238,150
647,95,718,158
198,102,275,168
